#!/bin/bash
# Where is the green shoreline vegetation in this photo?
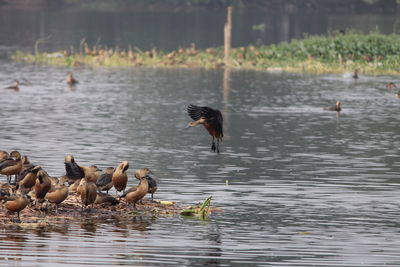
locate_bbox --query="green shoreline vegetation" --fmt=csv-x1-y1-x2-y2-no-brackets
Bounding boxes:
11,31,400,75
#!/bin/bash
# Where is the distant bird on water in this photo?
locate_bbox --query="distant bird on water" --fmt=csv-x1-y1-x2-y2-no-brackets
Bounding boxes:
66,72,78,86
352,69,359,79
386,82,396,90
5,80,19,91
186,104,223,153
324,101,341,112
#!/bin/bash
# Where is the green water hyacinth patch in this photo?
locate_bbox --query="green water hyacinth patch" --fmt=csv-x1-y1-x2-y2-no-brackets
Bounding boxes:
11,31,400,75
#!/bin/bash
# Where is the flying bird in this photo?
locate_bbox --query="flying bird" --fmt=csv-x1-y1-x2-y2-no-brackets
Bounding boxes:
186,104,223,153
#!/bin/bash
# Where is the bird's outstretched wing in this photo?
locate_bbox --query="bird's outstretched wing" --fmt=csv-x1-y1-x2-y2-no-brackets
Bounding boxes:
187,104,223,137
187,104,217,120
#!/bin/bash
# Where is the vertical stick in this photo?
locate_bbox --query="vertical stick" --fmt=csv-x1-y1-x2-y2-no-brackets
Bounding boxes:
224,6,232,66
222,68,231,137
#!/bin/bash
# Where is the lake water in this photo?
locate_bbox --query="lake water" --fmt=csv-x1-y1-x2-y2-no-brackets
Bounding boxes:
1,4,400,267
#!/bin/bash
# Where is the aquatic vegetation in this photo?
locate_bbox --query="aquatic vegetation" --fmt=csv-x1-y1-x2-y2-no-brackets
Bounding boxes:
180,195,213,220
11,31,400,75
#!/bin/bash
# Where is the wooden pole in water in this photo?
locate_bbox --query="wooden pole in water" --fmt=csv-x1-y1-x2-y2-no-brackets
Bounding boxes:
224,6,232,66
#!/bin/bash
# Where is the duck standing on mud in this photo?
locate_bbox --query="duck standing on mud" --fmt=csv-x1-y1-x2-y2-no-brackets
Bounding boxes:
0,150,23,184
122,168,157,201
112,161,129,196
96,167,114,194
5,192,30,222
64,155,85,183
186,104,224,153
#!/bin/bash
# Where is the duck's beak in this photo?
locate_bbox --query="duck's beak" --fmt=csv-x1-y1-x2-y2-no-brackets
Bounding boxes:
185,124,191,129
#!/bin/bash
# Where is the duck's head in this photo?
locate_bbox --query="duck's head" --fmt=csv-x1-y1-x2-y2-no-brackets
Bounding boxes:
64,154,75,163
89,165,101,172
105,167,115,174
37,170,48,183
10,151,21,160
21,155,30,165
186,119,204,128
119,161,129,173
134,168,152,179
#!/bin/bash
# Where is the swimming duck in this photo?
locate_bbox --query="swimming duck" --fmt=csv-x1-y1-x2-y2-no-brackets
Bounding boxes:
5,192,30,221
45,183,69,214
187,104,224,153
94,192,119,205
386,82,397,89
125,175,149,209
34,170,52,204
112,161,129,195
0,150,23,184
66,72,78,86
352,69,359,79
16,165,42,190
77,179,97,210
64,155,85,183
5,80,19,91
96,167,114,194
324,101,341,112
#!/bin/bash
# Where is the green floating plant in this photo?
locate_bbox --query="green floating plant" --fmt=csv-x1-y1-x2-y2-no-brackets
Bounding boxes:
180,195,213,219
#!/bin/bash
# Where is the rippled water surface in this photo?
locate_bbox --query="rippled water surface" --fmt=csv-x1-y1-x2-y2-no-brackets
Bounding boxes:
1,61,400,266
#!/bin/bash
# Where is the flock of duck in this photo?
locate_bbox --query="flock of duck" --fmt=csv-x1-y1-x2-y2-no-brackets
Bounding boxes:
322,70,398,112
1,75,225,222
0,151,159,221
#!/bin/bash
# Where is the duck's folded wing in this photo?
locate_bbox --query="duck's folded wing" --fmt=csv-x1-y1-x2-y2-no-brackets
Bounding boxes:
96,173,112,187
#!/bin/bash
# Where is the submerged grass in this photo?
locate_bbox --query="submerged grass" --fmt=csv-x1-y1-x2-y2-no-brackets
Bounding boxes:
11,31,400,75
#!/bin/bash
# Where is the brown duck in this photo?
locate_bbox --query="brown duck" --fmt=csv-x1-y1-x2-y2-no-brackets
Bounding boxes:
45,183,69,213
77,179,97,210
386,82,397,89
96,167,114,194
352,69,359,79
0,151,9,161
5,193,30,221
16,165,42,190
0,150,23,184
34,170,52,204
81,165,101,183
66,71,78,86
123,168,157,200
187,104,224,153
5,80,19,91
112,161,129,195
324,101,341,112
135,169,156,196
125,175,149,209
94,192,119,205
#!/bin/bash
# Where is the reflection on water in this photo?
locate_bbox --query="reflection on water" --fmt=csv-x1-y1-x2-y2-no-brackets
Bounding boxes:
0,60,400,266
